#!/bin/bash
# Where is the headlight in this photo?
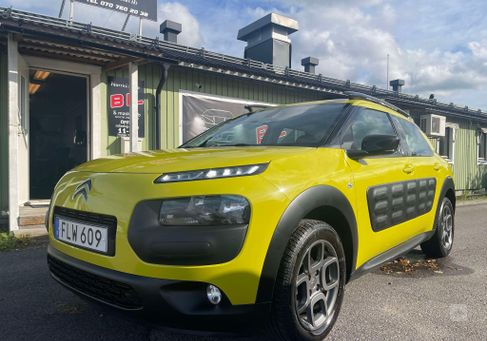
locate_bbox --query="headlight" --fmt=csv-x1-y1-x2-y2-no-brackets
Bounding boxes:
154,163,268,183
159,195,250,226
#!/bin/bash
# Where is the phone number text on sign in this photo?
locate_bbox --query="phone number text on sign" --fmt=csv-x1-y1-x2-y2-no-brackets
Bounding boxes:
76,0,157,21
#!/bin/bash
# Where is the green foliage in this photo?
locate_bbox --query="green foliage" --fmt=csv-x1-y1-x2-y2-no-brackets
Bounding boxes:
0,232,30,251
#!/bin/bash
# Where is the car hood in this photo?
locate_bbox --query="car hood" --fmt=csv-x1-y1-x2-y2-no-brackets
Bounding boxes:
73,147,318,174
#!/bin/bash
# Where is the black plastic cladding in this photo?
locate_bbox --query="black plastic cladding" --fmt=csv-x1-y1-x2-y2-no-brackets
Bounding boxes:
127,200,248,266
48,254,142,309
47,246,272,320
256,185,357,304
367,178,436,232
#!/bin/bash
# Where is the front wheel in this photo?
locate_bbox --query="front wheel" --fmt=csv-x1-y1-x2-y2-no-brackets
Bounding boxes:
268,219,346,340
421,197,455,258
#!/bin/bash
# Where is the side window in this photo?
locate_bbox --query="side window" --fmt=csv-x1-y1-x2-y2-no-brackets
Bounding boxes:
341,108,396,152
396,118,433,156
276,128,307,145
439,127,454,162
478,130,487,162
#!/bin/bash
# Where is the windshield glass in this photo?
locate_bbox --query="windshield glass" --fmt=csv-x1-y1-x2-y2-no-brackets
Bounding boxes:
181,102,347,148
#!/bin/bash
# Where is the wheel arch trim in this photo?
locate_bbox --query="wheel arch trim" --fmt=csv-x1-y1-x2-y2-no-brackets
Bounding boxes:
439,176,455,212
433,176,455,232
255,185,357,304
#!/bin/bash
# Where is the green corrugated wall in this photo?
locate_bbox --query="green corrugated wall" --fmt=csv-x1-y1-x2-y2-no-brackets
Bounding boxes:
100,64,323,155
411,114,486,193
158,66,323,149
0,45,8,213
451,118,487,191
97,64,486,192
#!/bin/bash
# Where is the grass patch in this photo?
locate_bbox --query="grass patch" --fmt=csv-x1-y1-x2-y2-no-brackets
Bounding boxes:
0,232,31,251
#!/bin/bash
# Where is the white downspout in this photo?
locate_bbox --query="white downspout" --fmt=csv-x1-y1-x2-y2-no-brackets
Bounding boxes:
7,34,19,231
129,62,139,152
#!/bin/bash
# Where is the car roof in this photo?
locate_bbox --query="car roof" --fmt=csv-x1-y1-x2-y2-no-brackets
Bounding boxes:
266,97,413,122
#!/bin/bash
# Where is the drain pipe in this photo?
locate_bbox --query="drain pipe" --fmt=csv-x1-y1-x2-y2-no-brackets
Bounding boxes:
155,62,171,150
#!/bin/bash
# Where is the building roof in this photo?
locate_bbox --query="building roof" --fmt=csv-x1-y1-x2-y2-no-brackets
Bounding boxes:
1,7,486,123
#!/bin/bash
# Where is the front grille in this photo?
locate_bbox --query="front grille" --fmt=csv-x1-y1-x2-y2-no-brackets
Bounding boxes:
53,206,117,256
48,255,142,310
53,206,117,227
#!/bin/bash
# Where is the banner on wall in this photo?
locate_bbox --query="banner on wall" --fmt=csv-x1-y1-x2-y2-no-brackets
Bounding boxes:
107,76,145,138
181,92,273,143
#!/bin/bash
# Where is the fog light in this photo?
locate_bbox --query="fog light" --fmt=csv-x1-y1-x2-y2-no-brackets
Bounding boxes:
206,285,222,305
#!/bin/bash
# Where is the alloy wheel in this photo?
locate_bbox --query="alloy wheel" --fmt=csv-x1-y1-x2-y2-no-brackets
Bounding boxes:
294,240,340,332
440,202,454,250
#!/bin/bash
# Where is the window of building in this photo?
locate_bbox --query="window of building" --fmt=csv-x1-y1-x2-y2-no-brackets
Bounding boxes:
478,129,487,163
438,126,455,163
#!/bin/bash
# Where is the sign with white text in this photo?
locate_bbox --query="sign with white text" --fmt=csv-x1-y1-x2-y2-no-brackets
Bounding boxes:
107,77,145,137
75,0,157,21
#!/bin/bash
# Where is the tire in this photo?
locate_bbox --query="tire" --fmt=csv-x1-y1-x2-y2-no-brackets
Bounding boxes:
421,197,454,258
268,219,346,340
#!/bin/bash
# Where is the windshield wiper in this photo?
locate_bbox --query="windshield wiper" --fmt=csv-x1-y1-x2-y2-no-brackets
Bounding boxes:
206,143,255,147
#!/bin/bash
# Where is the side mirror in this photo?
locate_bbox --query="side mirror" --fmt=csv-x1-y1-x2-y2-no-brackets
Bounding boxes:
347,134,400,158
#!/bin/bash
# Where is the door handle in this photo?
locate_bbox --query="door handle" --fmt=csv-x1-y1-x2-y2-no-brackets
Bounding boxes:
433,163,441,171
403,164,415,174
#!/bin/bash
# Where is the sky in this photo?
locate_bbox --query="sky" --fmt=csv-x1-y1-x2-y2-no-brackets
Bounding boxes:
1,0,487,110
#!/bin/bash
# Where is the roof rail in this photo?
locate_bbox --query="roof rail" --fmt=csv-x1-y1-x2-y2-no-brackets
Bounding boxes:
344,91,410,118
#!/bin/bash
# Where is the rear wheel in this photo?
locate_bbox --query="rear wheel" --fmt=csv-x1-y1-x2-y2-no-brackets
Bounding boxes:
421,197,454,258
269,219,346,340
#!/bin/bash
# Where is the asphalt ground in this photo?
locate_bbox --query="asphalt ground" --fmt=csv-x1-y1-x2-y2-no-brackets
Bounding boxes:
1,203,486,340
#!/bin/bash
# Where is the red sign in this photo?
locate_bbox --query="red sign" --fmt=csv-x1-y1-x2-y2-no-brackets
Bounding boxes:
256,125,268,144
110,94,143,109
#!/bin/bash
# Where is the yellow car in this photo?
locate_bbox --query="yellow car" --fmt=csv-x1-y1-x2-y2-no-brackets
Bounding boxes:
47,92,455,340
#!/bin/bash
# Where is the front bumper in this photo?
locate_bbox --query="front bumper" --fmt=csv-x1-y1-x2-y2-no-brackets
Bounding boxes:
48,171,288,305
47,246,271,323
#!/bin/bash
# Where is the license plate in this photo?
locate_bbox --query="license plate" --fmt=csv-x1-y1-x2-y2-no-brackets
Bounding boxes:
54,216,108,253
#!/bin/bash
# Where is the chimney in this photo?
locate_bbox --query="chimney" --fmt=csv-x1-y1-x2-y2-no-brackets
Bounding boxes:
237,13,298,68
160,20,182,43
301,57,319,74
389,79,405,92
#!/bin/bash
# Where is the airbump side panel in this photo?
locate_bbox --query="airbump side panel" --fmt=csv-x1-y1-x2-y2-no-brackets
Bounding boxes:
367,178,436,232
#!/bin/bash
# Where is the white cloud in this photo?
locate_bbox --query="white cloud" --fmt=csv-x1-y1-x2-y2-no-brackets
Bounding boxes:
2,0,487,109
273,0,487,109
151,2,203,46
159,0,487,110
469,40,487,60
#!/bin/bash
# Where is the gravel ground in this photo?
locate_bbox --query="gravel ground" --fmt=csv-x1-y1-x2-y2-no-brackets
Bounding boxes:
1,204,486,340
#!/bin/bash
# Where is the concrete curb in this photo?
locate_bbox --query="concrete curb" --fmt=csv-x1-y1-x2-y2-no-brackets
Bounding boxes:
456,198,487,207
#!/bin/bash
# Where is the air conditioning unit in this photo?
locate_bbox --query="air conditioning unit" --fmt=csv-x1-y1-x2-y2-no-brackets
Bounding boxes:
420,114,446,137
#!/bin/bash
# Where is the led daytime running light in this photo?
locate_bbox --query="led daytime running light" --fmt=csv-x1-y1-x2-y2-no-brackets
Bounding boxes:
155,163,268,183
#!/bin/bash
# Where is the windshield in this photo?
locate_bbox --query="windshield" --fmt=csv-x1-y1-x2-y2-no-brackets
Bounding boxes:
181,102,347,148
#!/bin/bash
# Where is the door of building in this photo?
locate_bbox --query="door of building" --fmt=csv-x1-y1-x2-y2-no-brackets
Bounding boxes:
29,71,88,199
